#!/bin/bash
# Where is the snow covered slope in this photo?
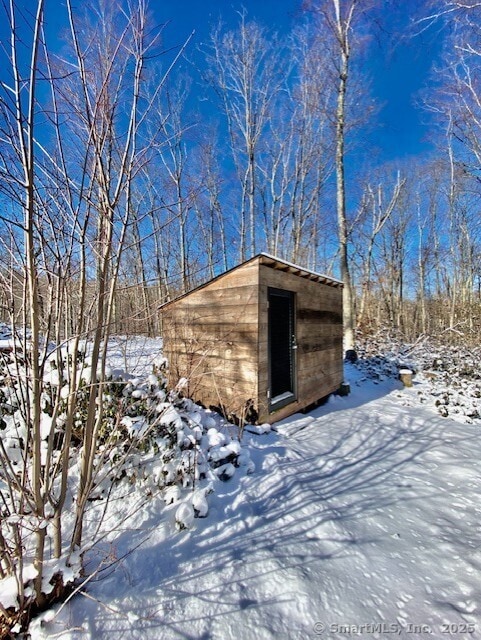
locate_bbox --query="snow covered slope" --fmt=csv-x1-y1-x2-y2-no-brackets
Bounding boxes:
32,364,481,639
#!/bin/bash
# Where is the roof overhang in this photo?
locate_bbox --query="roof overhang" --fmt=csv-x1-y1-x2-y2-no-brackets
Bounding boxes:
159,253,343,310
258,253,343,287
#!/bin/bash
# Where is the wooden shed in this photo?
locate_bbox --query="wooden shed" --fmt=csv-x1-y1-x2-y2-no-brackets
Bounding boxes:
160,253,344,424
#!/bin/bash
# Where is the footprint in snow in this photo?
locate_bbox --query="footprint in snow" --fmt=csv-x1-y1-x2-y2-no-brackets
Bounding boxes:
453,600,477,614
239,598,258,610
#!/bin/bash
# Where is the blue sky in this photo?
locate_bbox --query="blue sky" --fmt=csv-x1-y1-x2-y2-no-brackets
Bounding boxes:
152,0,439,165
0,0,439,165
368,6,439,164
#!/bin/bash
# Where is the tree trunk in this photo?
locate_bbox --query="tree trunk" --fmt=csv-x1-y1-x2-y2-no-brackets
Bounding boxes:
334,0,356,354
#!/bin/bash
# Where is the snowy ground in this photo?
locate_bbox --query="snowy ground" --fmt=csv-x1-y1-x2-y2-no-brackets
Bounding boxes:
31,361,481,640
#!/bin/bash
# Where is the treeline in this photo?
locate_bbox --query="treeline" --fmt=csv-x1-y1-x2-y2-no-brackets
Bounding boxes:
0,0,480,345
0,0,480,624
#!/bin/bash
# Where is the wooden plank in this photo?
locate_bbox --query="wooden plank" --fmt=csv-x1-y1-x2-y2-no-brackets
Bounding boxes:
184,289,258,304
167,357,259,379
297,323,343,338
204,264,259,291
188,376,259,419
298,364,343,386
193,370,258,388
297,336,343,354
168,355,258,382
165,348,258,364
297,383,342,407
175,281,257,299
181,343,258,360
193,362,258,381
297,364,343,384
298,362,343,384
164,310,259,325
165,340,258,359
183,304,258,320
183,287,258,307
193,378,258,397
259,265,342,295
298,357,342,375
192,282,258,297
172,349,257,371
160,258,260,311
163,301,258,323
297,308,342,323
163,329,258,349
299,349,343,367
164,338,258,354
178,381,258,405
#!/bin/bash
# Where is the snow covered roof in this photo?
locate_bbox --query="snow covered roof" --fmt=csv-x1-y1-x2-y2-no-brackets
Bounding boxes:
159,253,343,309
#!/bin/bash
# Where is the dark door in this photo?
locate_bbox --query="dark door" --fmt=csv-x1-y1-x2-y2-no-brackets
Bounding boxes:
268,288,296,407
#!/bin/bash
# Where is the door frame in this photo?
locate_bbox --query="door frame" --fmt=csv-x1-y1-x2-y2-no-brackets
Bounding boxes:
267,287,297,411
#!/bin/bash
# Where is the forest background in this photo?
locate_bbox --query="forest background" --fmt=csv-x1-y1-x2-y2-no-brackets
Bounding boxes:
1,0,481,630
1,0,480,347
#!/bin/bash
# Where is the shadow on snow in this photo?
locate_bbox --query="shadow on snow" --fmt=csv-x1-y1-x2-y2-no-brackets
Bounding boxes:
64,378,473,640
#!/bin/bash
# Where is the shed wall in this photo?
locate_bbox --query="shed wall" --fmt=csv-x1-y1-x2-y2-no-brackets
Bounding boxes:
257,265,343,423
161,256,343,425
161,260,260,421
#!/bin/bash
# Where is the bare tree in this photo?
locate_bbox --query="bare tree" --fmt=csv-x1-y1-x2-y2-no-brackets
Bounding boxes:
190,134,230,277
0,0,173,620
303,0,378,354
258,23,335,266
356,171,406,328
203,13,285,260
420,1,481,339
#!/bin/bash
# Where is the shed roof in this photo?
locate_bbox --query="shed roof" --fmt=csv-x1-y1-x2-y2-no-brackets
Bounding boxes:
159,253,343,310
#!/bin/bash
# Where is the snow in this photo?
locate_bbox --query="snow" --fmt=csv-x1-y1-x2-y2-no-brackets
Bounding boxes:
28,355,481,640
270,390,295,404
175,501,195,530
0,576,22,610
